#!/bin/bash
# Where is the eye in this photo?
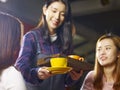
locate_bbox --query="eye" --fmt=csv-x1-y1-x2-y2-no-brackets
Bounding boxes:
60,13,65,16
52,9,57,13
97,48,101,52
106,47,111,50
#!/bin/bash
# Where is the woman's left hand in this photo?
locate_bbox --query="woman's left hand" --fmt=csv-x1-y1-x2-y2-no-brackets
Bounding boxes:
69,70,83,80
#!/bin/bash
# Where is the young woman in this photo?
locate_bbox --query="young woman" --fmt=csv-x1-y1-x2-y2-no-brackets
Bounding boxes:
15,0,83,90
0,12,26,90
81,33,120,90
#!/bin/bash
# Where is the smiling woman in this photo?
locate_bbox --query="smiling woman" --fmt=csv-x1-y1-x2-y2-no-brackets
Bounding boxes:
43,1,66,32
14,0,83,90
80,33,120,90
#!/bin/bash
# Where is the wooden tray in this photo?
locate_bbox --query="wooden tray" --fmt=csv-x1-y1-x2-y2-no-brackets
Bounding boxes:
67,57,94,72
37,57,94,72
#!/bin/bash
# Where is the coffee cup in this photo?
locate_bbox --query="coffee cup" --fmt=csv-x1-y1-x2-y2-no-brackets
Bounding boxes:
50,57,67,67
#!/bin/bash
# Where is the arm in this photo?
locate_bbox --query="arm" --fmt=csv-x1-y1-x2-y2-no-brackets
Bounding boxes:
14,32,42,85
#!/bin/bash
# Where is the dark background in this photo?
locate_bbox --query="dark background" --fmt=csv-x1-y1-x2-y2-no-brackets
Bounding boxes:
0,0,120,89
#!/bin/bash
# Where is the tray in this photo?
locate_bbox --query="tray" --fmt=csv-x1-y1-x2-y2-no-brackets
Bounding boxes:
67,57,94,72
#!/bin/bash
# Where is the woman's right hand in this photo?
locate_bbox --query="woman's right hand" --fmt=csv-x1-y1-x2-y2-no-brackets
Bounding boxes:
37,67,52,80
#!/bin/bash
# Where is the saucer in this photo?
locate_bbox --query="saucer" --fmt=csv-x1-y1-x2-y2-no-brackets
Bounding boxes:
47,67,72,74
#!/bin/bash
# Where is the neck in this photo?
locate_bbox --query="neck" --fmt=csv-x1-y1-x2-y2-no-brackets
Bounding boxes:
103,65,115,82
48,28,56,35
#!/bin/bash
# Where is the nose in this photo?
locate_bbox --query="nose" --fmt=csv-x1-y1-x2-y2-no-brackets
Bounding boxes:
55,12,60,20
100,48,106,55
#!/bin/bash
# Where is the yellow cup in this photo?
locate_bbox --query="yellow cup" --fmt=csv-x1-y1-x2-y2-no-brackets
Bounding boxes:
50,57,67,67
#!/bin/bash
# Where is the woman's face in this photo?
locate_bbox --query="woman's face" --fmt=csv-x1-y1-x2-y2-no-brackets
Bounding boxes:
43,1,66,32
96,38,118,67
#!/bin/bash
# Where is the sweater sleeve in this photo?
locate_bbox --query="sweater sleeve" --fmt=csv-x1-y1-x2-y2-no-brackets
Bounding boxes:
80,71,94,90
14,32,43,85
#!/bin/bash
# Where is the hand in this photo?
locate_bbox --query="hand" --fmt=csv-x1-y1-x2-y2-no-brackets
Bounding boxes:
69,70,83,80
37,67,52,80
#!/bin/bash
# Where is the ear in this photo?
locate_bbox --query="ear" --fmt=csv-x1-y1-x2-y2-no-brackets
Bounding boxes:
43,5,47,15
117,51,120,58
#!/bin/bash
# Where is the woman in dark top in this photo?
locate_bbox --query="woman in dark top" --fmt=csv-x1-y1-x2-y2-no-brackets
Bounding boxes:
15,0,83,90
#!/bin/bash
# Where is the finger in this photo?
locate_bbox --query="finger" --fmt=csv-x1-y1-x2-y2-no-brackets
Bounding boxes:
38,68,50,79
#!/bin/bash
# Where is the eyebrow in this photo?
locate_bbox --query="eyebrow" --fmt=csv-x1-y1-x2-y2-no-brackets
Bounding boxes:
50,6,65,13
50,6,57,10
97,45,112,48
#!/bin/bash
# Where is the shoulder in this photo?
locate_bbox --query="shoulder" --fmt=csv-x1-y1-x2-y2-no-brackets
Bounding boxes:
87,71,94,77
23,29,39,43
84,71,94,82
24,28,42,38
1,66,26,90
1,66,23,79
80,71,95,90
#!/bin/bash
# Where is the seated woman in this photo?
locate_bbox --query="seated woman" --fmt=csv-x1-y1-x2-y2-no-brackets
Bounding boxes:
0,12,26,90
81,33,120,90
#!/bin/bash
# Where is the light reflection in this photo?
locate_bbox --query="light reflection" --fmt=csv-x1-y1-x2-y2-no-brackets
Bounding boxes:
0,0,8,3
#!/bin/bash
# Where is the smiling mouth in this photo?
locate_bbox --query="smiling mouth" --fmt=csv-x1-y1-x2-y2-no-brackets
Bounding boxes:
53,23,58,26
52,19,60,25
100,57,107,61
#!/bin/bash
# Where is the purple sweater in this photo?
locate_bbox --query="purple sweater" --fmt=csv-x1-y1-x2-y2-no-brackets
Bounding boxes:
14,29,75,90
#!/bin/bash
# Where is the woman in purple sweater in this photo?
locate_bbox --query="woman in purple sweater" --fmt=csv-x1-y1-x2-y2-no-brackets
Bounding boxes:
15,0,83,90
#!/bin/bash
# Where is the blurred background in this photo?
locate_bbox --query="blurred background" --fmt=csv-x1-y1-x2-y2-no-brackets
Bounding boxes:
0,0,120,89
